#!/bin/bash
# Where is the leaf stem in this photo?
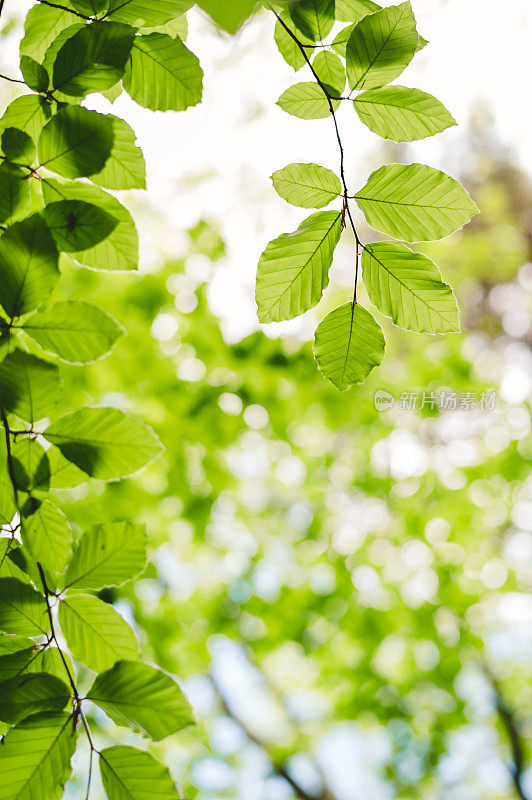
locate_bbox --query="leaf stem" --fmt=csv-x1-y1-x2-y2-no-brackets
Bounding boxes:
270,8,362,303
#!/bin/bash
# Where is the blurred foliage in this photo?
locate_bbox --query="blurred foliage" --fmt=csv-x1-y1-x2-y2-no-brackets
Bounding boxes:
49,128,532,799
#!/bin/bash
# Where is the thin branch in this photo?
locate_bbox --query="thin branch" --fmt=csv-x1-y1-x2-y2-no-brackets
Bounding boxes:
271,8,362,303
0,73,25,85
1,410,18,507
36,0,90,19
486,667,530,800
209,673,335,800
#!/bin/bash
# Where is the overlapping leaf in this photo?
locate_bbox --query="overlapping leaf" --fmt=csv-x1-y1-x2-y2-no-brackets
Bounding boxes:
42,200,118,253
256,211,342,322
23,500,72,577
0,672,70,723
64,521,147,590
0,351,60,423
277,82,339,119
289,0,335,41
38,106,114,179
0,578,49,636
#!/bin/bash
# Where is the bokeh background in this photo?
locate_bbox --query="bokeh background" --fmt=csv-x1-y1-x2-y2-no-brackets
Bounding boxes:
1,1,532,798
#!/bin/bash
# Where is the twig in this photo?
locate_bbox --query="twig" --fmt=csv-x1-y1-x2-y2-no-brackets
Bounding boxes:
0,73,24,84
209,672,335,800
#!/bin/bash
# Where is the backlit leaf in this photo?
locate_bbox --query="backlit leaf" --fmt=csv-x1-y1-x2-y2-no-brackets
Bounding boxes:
0,162,31,225
38,106,114,179
64,521,147,591
0,350,60,423
100,745,181,800
0,672,70,724
313,302,385,389
256,211,342,322
42,200,118,253
20,56,49,93
87,660,194,740
23,500,72,577
274,10,314,71
0,578,49,636
271,162,342,208
313,50,346,95
196,0,255,33
91,115,146,190
59,593,139,671
335,0,380,22
107,0,193,26
277,82,339,119
353,85,456,141
20,4,74,62
289,0,335,41
354,162,479,241
0,95,51,146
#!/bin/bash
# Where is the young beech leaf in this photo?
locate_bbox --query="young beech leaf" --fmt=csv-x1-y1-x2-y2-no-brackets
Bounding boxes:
42,200,118,253
335,0,380,23
41,24,85,80
64,522,147,591
289,0,335,41
43,406,163,481
0,643,74,684
353,86,457,142
277,82,339,119
59,593,139,672
0,577,49,636
42,179,139,272
256,210,342,322
1,127,36,164
23,299,124,364
23,500,72,577
87,660,195,740
91,115,147,190
0,162,31,224
0,351,60,424
100,745,181,800
20,56,49,93
362,241,460,333
0,214,59,318
0,95,51,146
0,712,77,800
38,106,114,179
71,0,108,15
0,672,71,724
271,162,342,208
52,22,136,98
123,33,203,112
20,4,75,62
107,0,193,26
331,24,355,58
11,437,51,494
312,50,346,95
274,9,314,71
313,302,385,389
354,162,479,241
195,0,255,33
346,1,419,90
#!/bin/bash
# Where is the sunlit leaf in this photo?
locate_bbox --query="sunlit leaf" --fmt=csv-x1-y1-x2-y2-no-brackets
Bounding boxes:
271,162,342,208
0,578,49,636
313,50,346,95
196,0,255,33
0,162,31,225
274,9,314,71
353,86,456,141
42,200,118,253
107,0,193,26
289,0,335,41
0,672,70,724
335,0,380,22
91,115,146,190
20,56,49,93
64,521,147,591
87,660,194,740
0,351,60,424
277,82,339,119
23,500,72,577
100,745,181,800
38,106,114,179
313,302,385,389
354,162,479,241
256,211,342,322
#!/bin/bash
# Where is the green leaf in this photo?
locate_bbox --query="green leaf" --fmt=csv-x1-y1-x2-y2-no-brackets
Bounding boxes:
0,214,59,318
64,521,147,591
0,635,33,654
23,300,124,364
196,0,255,33
52,22,135,98
0,162,31,225
277,82,339,119
44,406,163,481
20,56,49,93
43,446,89,491
0,672,71,724
0,95,51,146
335,0,380,22
0,542,29,584
362,241,460,333
91,115,146,190
11,438,51,494
354,162,479,241
256,210,342,322
107,0,192,26
353,86,457,141
0,578,49,636
271,162,342,208
0,644,74,684
42,200,118,253
313,302,385,389
0,351,60,424
59,593,139,672
312,50,346,95
23,500,73,577
289,0,335,41
87,660,194,740
100,745,181,800
331,24,355,57
42,24,85,80
20,4,75,62
274,10,314,71
38,106,114,179
0,481,16,526
0,712,77,800
71,0,107,12
346,1,418,90
123,33,203,112
1,128,36,164
42,179,139,271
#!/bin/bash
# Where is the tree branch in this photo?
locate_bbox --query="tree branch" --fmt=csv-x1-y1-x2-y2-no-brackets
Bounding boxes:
209,672,336,800
486,668,530,800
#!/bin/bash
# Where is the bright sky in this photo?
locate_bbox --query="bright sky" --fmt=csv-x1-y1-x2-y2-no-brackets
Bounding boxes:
4,1,532,339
